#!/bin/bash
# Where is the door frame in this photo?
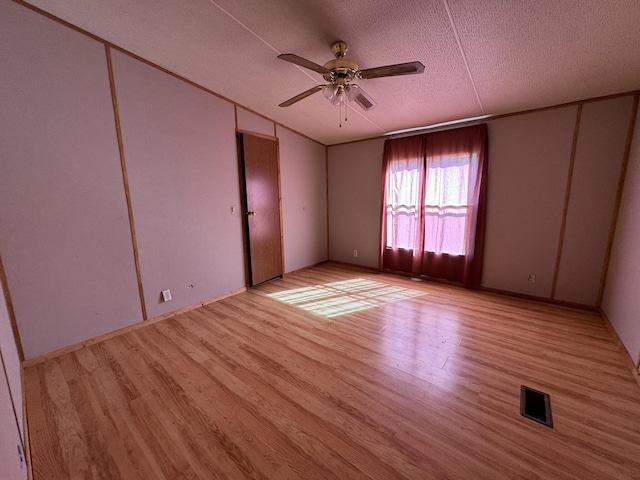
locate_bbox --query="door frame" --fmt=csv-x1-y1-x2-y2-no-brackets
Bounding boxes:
236,130,285,287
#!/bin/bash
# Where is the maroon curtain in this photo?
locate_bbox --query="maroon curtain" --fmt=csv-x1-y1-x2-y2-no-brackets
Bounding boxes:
380,124,488,286
379,135,426,275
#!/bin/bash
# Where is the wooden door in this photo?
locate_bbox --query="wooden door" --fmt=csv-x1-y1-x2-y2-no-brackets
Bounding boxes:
240,133,283,286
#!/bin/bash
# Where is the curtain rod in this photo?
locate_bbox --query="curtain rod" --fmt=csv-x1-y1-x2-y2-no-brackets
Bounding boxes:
385,115,492,139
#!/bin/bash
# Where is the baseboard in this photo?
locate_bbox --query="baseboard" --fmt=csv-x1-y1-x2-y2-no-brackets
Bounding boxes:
284,260,331,276
600,310,640,389
327,260,598,312
21,286,247,368
476,285,599,312
328,260,639,389
324,259,382,274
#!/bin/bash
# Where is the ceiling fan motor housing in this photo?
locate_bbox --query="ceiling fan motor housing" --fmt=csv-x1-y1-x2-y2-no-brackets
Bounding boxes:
323,41,358,84
323,57,359,84
330,41,348,57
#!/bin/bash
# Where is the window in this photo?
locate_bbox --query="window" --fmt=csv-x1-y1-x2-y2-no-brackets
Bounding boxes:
422,151,474,255
384,146,422,251
380,124,488,285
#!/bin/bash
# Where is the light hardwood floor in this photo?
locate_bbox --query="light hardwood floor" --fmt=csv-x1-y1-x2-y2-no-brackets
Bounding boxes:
24,263,640,479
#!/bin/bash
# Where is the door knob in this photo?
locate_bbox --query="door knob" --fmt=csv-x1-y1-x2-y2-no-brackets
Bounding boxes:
247,211,257,216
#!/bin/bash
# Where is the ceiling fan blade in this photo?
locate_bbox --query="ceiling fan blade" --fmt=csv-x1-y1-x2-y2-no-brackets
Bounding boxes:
279,85,325,107
346,84,377,111
358,61,425,80
277,54,331,75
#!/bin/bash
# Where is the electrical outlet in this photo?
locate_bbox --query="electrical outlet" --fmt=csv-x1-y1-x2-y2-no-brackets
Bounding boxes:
528,274,536,284
353,249,358,257
161,289,172,302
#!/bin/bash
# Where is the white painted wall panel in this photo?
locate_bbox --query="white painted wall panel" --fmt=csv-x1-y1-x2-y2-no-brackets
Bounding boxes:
555,96,634,306
0,358,26,480
0,283,23,440
328,138,385,268
479,108,577,296
602,102,640,363
111,50,245,318
237,107,275,137
277,126,327,272
0,1,142,358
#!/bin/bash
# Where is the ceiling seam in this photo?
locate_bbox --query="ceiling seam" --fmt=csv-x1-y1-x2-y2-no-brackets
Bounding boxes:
442,0,485,115
206,0,385,134
205,1,319,84
206,0,281,54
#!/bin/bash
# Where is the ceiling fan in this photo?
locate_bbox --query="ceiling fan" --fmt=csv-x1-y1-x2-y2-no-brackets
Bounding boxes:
277,41,425,112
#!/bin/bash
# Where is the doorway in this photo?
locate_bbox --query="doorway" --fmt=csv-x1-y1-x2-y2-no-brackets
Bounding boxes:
238,132,283,286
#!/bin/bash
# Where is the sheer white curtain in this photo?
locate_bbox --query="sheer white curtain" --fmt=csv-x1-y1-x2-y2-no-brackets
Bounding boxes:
385,153,422,250
383,135,425,256
423,152,473,255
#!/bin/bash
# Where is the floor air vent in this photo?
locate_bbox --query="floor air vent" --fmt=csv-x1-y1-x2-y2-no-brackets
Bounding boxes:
520,385,553,427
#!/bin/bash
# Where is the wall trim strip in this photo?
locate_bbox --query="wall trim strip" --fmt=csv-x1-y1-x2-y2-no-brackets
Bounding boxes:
105,46,148,321
21,287,247,368
601,309,640,389
21,367,33,479
0,253,24,361
236,129,277,141
551,105,582,299
332,260,599,312
13,0,636,151
11,0,323,149
597,93,640,306
329,90,640,148
326,147,330,260
0,349,22,449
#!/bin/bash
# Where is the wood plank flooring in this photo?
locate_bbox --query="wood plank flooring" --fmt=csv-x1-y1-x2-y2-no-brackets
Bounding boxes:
24,263,640,479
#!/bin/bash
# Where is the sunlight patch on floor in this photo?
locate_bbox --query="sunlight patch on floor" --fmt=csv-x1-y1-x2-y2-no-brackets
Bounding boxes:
266,278,426,318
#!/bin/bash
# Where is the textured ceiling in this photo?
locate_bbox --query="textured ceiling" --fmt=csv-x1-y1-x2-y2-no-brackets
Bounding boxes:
23,0,640,145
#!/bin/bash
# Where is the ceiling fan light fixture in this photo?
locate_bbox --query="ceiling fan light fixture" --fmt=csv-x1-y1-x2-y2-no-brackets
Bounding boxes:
322,84,338,101
330,86,347,106
331,94,345,106
344,84,360,102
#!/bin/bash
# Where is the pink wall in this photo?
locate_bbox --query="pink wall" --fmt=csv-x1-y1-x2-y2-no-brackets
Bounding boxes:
483,108,576,297
602,102,640,363
1,0,637,363
0,1,142,358
555,97,634,305
0,359,26,480
237,107,275,137
0,279,23,441
328,139,386,266
277,126,328,272
0,3,329,357
111,50,246,319
0,278,26,478
328,98,634,308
